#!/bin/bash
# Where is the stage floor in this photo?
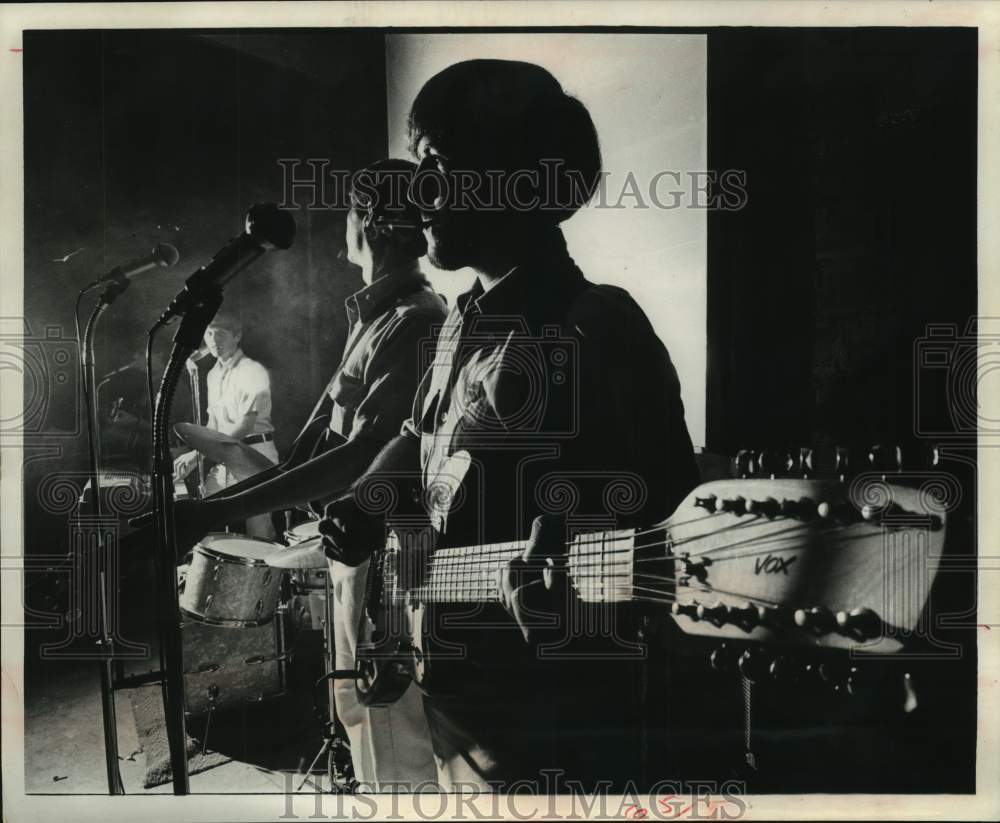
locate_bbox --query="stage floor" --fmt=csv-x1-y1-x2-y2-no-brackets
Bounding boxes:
24,642,337,795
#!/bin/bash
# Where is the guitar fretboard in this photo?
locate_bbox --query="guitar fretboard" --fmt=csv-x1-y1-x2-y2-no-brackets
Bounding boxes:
383,529,639,605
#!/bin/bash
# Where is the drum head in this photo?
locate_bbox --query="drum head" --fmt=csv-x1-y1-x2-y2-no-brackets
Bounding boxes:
197,533,281,563
285,519,322,545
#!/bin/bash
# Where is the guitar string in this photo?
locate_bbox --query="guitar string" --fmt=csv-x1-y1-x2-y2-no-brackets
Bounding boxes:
631,574,783,608
387,508,795,568
386,562,786,607
381,516,891,603
563,522,848,572
403,519,830,581
410,514,837,575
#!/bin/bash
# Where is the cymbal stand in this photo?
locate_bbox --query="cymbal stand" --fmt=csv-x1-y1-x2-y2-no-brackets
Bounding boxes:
297,573,357,793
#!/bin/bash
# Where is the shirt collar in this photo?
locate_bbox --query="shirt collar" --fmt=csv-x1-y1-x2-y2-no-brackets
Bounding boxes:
216,348,244,372
455,228,584,320
346,262,428,323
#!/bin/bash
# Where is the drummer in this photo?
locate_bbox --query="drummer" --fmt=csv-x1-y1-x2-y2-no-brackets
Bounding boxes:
171,159,447,790
173,310,278,539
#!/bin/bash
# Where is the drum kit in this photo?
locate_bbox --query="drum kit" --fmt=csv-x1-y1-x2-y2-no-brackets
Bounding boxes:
175,519,356,792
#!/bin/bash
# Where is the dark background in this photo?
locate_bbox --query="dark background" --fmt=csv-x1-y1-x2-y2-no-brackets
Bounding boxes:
22,29,387,547
20,28,978,793
706,28,977,455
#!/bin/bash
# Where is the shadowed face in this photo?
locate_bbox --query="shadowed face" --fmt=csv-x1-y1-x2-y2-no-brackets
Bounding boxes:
410,136,486,272
204,325,240,361
344,205,371,277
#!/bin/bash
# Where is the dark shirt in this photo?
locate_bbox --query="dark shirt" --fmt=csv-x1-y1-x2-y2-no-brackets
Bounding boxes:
399,228,699,787
326,264,447,445
401,229,699,548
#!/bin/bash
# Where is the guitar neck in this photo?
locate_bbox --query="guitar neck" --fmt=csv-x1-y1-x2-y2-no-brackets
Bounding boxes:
390,528,643,605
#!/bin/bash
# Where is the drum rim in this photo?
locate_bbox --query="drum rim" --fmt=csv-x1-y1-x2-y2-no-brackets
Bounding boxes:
179,606,274,628
194,532,281,566
284,518,322,544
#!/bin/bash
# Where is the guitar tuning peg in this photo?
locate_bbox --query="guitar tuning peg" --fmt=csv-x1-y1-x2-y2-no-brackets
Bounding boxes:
756,449,792,478
835,446,851,479
694,494,718,512
737,648,770,683
754,603,790,628
679,554,712,583
696,602,729,626
715,496,748,515
835,607,882,640
709,643,736,673
818,659,849,687
734,449,756,478
794,606,836,634
842,664,875,696
729,601,760,630
868,444,903,474
745,497,780,518
768,655,802,684
797,447,815,477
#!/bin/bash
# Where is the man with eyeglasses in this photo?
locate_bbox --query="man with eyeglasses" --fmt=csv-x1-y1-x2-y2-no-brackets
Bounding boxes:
320,61,699,791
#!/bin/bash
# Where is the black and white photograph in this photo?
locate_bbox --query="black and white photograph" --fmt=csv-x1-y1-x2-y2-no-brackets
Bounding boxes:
1,2,997,821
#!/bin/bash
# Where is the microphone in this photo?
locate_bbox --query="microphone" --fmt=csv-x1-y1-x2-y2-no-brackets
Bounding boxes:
187,345,211,363
95,360,139,390
185,345,211,371
90,242,180,289
159,203,295,324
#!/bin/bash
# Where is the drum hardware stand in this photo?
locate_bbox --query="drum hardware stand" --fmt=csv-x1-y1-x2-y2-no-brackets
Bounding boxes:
200,684,220,755
148,287,224,795
297,575,357,793
184,356,207,499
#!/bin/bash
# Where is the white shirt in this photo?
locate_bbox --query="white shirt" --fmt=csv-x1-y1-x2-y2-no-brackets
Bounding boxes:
205,348,273,436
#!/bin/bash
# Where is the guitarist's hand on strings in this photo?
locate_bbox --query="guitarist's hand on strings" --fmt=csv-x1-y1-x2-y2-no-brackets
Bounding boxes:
320,494,386,567
498,515,570,645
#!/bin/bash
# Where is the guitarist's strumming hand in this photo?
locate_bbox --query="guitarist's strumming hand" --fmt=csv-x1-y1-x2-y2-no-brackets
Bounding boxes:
320,494,386,567
498,515,570,645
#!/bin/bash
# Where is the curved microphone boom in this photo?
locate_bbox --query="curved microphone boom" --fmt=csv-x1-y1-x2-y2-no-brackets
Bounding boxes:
87,242,180,290
158,203,296,325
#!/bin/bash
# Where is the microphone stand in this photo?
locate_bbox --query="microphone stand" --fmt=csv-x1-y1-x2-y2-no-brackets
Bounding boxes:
78,273,134,796
148,286,223,795
185,359,206,498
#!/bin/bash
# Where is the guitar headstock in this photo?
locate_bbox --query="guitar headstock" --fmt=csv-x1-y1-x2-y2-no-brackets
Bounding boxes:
664,478,946,653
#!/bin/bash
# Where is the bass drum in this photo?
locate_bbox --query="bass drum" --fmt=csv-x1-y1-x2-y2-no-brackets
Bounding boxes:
179,533,283,627
181,617,287,716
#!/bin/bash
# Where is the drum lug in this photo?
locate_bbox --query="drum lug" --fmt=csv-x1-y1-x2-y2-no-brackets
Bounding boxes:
197,663,220,674
212,563,222,581
205,594,214,612
254,599,263,616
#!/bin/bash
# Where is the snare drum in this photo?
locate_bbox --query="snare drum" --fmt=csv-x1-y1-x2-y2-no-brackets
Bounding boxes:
179,533,283,627
284,520,328,592
281,524,329,632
